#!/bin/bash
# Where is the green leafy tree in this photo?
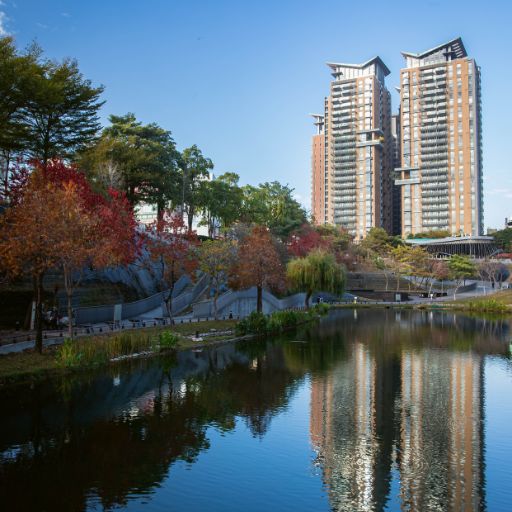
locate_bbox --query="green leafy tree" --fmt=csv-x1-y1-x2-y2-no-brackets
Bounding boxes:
359,227,393,258
408,229,451,239
180,145,213,231
493,228,512,253
24,58,104,164
448,254,477,299
199,172,243,236
0,37,42,194
287,249,345,308
241,182,306,238
79,113,180,213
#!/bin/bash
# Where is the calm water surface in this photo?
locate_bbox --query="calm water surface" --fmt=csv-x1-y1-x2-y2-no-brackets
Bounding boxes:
1,309,512,511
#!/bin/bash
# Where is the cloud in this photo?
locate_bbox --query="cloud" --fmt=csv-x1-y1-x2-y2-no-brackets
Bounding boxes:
36,22,48,29
0,9,8,35
61,12,70,18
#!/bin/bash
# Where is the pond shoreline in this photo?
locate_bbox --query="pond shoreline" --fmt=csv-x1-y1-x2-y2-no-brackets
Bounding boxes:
0,315,323,388
2,302,509,387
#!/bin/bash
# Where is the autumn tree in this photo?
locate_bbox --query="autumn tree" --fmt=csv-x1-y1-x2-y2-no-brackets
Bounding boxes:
0,160,139,345
477,260,510,291
390,245,412,291
287,250,345,308
146,213,199,320
198,239,238,319
230,226,285,313
287,224,328,258
0,177,64,350
429,260,450,294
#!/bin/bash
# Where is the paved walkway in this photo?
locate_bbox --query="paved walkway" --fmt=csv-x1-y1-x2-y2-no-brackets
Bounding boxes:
0,280,506,356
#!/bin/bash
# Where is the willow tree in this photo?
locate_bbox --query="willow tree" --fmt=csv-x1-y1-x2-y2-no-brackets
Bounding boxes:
287,249,345,308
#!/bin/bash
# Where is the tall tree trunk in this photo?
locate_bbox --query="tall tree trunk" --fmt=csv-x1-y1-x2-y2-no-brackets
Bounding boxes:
157,200,165,222
305,290,312,309
187,206,194,233
63,267,74,339
2,151,10,200
213,290,218,320
257,285,263,313
34,273,44,353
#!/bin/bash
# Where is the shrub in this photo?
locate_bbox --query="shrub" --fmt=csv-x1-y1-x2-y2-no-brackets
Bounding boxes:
236,305,330,336
56,338,82,368
236,311,269,336
311,303,330,316
159,330,180,349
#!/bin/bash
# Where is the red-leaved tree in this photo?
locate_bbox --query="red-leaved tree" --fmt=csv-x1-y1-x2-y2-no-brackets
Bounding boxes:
0,159,139,348
146,213,199,320
287,223,329,258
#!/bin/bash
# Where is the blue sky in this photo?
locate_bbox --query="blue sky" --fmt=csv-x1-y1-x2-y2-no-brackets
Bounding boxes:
1,0,511,229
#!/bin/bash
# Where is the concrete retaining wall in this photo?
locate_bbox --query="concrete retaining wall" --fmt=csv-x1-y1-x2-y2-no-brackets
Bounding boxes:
74,274,197,325
192,287,308,318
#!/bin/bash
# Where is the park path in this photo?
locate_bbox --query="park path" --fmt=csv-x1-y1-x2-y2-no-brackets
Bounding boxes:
0,280,505,356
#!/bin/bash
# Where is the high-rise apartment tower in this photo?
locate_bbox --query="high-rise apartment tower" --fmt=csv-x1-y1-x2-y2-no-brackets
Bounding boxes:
311,114,326,224
394,38,483,236
312,58,394,239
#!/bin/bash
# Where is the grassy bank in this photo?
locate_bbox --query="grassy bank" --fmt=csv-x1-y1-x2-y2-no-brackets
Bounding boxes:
0,306,332,385
0,320,236,386
235,304,330,336
437,289,512,314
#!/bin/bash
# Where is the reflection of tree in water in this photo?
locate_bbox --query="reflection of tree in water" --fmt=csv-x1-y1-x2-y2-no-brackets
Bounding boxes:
0,311,508,511
0,342,303,511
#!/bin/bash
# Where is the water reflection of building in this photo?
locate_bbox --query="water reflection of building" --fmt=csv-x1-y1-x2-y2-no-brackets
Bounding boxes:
311,342,399,511
399,350,484,512
310,343,484,511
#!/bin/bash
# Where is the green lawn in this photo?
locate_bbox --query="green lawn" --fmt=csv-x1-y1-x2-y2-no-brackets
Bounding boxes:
0,319,238,385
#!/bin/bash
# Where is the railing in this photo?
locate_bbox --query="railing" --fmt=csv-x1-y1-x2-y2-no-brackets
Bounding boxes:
74,274,193,325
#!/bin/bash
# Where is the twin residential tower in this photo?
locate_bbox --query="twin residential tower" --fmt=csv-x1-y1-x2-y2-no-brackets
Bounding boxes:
311,38,483,239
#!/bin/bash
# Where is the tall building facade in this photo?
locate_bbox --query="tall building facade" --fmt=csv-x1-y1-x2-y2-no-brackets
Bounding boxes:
311,38,483,238
312,58,394,239
311,114,326,224
391,113,402,235
395,38,483,236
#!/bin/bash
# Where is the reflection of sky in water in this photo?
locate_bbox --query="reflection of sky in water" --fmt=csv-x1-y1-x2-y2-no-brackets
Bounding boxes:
484,357,512,512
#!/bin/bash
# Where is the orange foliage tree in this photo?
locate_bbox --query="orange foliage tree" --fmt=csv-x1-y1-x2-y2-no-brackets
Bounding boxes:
230,226,285,313
146,213,199,320
0,160,139,349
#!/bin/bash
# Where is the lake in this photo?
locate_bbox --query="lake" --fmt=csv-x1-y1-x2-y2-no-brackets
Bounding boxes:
1,309,511,511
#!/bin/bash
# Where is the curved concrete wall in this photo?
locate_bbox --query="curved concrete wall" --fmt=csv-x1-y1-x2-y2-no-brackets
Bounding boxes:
192,287,307,318
74,274,206,325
